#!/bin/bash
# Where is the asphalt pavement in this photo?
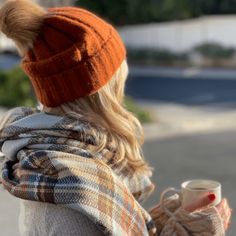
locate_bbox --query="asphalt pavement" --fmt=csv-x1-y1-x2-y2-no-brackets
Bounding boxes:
142,130,236,236
127,66,236,107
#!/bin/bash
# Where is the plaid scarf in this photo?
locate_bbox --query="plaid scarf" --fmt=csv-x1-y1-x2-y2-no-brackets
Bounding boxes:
0,107,157,236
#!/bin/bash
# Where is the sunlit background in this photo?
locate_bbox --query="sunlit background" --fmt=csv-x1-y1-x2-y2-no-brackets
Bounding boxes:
0,0,236,235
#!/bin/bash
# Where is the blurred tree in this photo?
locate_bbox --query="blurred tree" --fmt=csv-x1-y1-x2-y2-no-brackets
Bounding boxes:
75,0,153,25
75,0,236,25
156,0,191,20
0,67,37,107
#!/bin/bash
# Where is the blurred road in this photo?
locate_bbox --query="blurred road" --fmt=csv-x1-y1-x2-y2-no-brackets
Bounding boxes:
128,66,236,107
0,54,19,70
143,131,236,236
1,66,236,235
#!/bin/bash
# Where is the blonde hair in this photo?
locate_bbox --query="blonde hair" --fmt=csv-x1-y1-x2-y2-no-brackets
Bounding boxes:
42,60,152,175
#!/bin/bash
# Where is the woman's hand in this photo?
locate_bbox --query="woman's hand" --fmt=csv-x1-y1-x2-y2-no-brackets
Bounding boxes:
183,193,216,212
184,194,232,231
216,199,232,230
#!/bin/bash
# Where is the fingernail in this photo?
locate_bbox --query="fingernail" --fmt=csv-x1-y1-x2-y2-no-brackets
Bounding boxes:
208,193,216,202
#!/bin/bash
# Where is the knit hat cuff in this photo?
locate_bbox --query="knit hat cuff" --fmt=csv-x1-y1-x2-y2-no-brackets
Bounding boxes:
21,30,126,107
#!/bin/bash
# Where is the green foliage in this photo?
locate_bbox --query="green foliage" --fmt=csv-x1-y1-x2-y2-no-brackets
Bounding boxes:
75,0,236,25
127,44,236,66
75,0,154,25
194,43,235,59
0,67,37,108
124,96,153,123
127,48,189,66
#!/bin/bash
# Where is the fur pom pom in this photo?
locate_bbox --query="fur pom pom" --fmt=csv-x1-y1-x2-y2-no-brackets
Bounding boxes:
0,0,46,55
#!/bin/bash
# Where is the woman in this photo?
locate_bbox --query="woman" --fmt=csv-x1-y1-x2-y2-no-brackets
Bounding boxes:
0,0,231,235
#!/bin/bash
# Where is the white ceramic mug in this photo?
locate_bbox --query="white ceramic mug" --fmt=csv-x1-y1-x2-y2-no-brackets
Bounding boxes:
160,179,222,216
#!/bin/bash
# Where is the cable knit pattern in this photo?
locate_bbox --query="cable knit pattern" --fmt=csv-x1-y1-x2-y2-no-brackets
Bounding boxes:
161,206,225,236
149,194,182,235
149,194,226,236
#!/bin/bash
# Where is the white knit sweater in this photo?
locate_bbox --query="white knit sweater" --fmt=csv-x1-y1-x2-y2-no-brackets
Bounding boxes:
18,197,226,236
19,199,104,236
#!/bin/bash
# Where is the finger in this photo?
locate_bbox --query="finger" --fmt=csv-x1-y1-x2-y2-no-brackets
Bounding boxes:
184,193,216,212
216,199,232,230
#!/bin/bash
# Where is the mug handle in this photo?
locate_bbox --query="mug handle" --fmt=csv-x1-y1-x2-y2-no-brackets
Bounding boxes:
160,187,182,217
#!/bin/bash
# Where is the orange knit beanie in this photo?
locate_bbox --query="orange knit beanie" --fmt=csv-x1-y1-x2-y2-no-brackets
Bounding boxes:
0,0,126,107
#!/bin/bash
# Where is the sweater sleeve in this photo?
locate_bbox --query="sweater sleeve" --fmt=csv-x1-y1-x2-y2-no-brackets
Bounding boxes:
160,206,225,236
19,199,104,236
149,195,226,236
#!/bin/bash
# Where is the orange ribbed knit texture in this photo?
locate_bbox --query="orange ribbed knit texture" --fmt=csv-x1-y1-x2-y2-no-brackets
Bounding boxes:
21,7,126,107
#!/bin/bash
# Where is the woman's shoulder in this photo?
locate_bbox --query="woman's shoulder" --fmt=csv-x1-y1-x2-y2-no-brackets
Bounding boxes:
0,106,37,129
19,199,104,236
